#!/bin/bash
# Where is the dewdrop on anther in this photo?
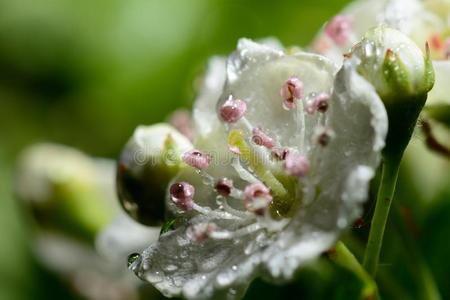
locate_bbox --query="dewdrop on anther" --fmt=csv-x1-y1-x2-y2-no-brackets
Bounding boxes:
170,182,195,211
219,96,247,123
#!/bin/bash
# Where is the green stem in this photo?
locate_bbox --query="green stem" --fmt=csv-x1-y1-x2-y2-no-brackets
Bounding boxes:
343,235,413,300
363,155,401,276
330,242,378,299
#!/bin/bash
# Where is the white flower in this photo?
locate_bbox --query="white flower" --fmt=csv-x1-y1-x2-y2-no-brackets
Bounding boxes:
311,0,448,62
310,0,450,128
128,39,388,299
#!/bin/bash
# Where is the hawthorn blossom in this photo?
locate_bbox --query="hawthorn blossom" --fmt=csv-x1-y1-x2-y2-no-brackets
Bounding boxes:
127,39,388,299
311,0,448,61
310,0,449,110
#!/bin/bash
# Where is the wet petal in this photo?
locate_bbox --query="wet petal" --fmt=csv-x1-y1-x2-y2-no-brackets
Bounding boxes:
96,211,160,261
220,38,337,148
130,214,263,299
310,0,446,63
131,40,387,299
193,57,227,138
259,58,388,279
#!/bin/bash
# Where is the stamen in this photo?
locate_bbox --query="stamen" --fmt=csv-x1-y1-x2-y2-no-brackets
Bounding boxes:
228,130,287,197
170,182,195,211
306,93,330,114
316,127,335,147
182,149,211,169
231,158,260,184
191,203,241,220
296,93,306,149
215,178,233,197
316,93,330,113
186,222,217,242
219,96,247,123
325,15,352,46
284,152,310,177
216,196,254,219
210,222,262,239
252,127,275,149
244,182,273,215
280,77,304,110
271,148,289,161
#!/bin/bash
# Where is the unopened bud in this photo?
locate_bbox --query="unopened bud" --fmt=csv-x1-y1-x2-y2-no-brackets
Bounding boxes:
117,124,192,226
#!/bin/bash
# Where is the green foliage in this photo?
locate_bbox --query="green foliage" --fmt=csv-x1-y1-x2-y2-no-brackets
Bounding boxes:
1,0,450,299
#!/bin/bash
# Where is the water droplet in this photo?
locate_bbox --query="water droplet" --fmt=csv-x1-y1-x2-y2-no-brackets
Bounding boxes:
232,265,238,271
160,219,176,235
146,271,163,283
127,253,140,268
164,264,178,272
228,288,237,295
217,273,233,286
364,42,374,57
337,218,347,228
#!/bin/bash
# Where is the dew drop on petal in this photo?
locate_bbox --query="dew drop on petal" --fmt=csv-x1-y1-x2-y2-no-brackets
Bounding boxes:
127,253,141,268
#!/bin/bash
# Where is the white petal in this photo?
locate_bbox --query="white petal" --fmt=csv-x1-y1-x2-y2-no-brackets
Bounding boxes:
130,215,261,299
309,0,385,64
310,0,446,63
131,48,387,299
193,38,285,139
193,57,227,138
96,211,160,261
221,38,337,148
262,60,388,278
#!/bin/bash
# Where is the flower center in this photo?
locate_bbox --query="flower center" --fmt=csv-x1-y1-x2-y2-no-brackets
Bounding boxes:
168,76,334,243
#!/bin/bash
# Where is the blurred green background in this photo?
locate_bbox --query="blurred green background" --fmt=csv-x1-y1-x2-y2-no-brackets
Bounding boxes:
0,1,350,298
2,0,450,299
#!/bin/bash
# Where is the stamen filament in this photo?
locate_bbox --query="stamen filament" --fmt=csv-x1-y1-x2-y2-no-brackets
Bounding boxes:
217,197,255,219
192,203,241,220
210,222,262,239
297,98,307,150
228,130,287,197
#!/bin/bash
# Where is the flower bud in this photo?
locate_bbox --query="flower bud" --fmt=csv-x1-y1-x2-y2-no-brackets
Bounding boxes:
350,26,434,101
117,124,192,226
14,143,114,242
348,25,435,159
